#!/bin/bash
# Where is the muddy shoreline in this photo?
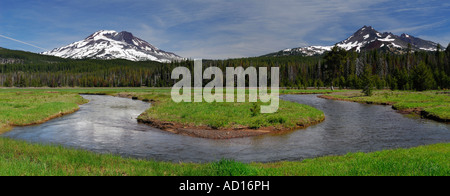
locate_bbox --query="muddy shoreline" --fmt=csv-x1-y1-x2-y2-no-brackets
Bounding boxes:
318,94,449,123
137,118,325,139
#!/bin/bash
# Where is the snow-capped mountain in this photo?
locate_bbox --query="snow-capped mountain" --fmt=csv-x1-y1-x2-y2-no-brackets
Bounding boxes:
42,30,184,62
265,26,439,57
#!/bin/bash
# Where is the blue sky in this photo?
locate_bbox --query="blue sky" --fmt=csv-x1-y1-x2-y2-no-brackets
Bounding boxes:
0,0,449,59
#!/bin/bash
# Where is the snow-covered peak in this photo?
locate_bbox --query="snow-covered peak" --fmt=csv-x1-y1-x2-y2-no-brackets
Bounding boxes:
42,30,184,62
265,26,439,57
89,30,118,37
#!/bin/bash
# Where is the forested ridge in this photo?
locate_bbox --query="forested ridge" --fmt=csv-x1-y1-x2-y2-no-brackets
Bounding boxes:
1,45,449,90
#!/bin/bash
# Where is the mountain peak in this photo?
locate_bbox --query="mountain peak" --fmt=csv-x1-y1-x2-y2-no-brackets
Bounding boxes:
43,30,183,62
319,26,437,52
87,30,118,39
400,33,411,38
361,25,373,29
264,26,439,57
358,25,375,32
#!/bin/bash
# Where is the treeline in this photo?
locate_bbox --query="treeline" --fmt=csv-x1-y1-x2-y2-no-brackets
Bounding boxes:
203,44,450,91
318,44,450,91
0,59,187,87
0,45,449,90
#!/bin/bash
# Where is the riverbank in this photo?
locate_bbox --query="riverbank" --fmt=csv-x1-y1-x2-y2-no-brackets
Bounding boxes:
0,91,88,134
0,137,447,176
319,90,450,123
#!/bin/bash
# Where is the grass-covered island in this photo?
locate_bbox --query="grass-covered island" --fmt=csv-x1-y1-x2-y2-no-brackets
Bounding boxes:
133,91,325,139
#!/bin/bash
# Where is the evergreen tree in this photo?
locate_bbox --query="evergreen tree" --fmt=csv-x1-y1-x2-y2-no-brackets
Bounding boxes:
412,61,435,91
323,46,348,86
361,65,374,96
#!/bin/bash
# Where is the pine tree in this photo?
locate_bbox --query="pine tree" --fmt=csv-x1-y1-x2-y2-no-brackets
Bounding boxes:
412,61,436,91
361,65,374,96
324,46,348,86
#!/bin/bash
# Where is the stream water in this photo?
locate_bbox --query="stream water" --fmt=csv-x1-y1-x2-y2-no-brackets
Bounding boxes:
2,94,449,163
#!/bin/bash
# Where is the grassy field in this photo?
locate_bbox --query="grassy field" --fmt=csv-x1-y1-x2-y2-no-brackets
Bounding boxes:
0,137,447,176
321,90,450,122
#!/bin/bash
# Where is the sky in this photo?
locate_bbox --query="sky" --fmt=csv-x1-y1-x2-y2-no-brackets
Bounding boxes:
0,0,449,59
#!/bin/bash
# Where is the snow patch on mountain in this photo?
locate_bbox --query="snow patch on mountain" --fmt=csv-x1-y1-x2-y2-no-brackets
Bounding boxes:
378,35,395,42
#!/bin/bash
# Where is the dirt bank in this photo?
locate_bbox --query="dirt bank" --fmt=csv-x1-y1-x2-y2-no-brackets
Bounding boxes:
137,118,325,139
